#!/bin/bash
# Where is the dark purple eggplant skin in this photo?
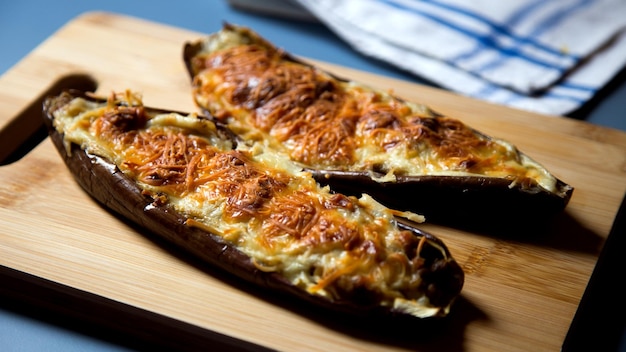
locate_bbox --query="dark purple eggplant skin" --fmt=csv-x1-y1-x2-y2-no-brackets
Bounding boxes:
183,29,573,227
42,90,464,319
308,169,574,228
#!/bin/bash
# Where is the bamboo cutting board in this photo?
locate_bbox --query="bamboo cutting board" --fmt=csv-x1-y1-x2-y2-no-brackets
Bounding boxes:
1,12,625,352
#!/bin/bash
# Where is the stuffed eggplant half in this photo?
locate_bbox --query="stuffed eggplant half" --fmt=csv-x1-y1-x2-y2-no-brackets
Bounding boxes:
43,90,464,319
183,24,574,224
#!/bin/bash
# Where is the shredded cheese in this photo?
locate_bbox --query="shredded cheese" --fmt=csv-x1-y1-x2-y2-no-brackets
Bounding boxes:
51,92,460,317
189,26,558,194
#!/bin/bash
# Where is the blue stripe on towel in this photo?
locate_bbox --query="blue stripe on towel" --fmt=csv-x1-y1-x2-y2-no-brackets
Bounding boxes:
559,81,596,92
378,0,581,71
472,77,595,104
501,0,547,28
448,0,547,64
505,89,589,105
527,0,592,38
475,0,592,74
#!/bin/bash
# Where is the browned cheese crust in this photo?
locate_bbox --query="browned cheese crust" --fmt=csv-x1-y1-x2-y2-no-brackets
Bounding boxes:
183,25,574,226
43,90,464,319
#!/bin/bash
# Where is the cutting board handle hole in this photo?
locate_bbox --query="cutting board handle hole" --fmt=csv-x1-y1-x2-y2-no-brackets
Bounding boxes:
0,74,98,165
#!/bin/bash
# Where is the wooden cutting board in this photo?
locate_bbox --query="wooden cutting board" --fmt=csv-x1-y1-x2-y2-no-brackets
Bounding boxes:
1,12,625,352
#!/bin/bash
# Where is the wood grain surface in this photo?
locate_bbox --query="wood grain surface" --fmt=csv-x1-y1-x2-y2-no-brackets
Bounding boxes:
1,12,625,352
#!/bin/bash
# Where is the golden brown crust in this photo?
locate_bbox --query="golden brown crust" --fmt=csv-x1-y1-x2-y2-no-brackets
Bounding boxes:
190,41,511,173
183,25,574,225
42,90,464,319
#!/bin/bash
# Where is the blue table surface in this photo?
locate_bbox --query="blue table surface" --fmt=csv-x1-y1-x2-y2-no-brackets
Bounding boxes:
1,1,625,351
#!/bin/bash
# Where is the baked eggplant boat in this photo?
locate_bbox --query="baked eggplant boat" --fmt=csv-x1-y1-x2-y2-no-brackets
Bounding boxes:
183,24,574,224
43,90,464,319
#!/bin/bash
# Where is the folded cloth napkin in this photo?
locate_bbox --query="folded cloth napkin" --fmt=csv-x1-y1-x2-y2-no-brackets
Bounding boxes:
293,0,626,116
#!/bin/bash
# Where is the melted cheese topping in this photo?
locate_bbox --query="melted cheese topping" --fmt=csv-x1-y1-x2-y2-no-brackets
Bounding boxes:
189,27,558,193
52,92,454,318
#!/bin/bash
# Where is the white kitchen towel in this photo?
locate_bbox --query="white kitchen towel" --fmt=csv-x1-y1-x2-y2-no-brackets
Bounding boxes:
294,0,626,116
